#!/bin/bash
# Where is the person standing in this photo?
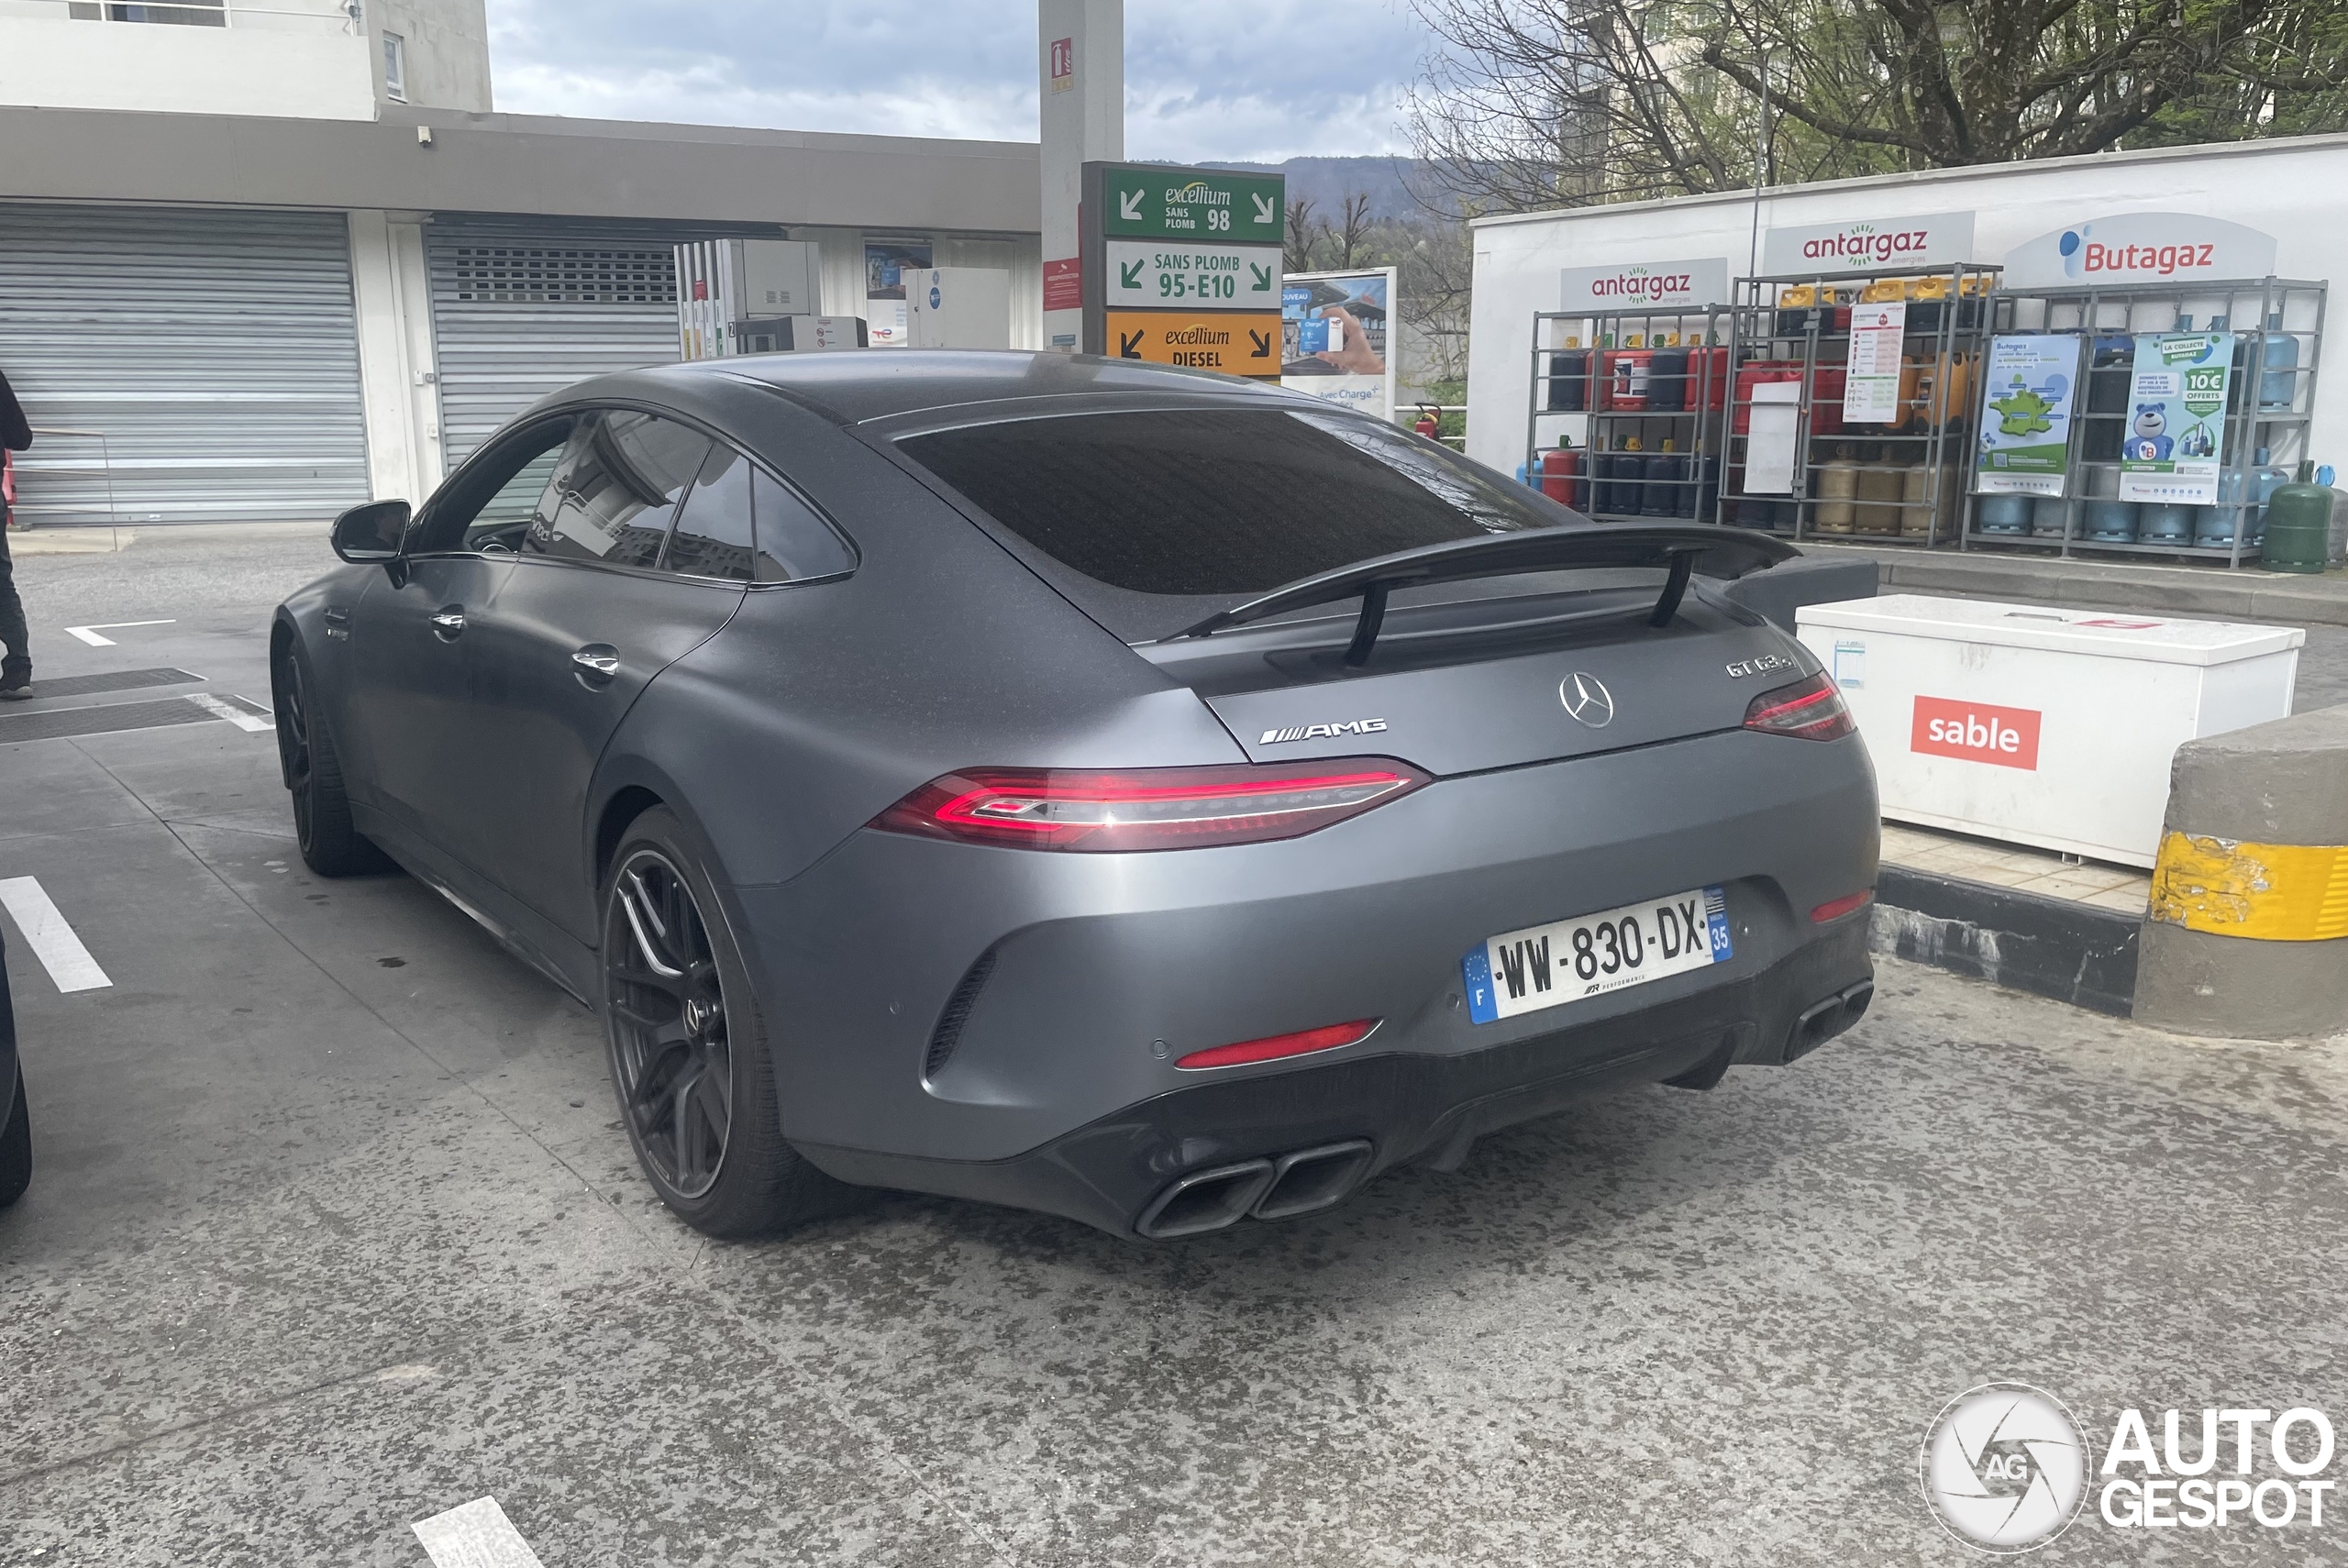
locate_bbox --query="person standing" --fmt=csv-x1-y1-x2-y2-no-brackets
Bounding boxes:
0,365,31,699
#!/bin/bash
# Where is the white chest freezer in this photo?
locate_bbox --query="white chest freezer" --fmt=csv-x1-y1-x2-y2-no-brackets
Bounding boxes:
1796,594,2302,867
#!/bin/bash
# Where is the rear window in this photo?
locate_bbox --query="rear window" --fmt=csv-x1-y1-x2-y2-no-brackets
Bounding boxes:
897,408,1550,597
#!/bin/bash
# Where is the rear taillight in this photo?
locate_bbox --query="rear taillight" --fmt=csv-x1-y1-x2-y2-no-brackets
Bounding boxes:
1178,1019,1380,1070
1811,889,1875,922
1743,671,1855,741
870,758,1429,852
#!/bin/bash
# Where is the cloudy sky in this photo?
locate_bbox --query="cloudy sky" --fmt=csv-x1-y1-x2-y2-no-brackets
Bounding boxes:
486,1,1424,160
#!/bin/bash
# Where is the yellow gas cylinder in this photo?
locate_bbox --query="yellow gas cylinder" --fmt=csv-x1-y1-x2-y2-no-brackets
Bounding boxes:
1814,444,1859,533
1855,443,1902,533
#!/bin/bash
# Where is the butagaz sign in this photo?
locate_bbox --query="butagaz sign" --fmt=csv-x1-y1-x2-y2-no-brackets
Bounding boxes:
1559,259,1729,314
1761,212,1977,273
2001,213,2280,290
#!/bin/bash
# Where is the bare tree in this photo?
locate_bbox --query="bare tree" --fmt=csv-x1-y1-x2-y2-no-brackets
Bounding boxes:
1330,192,1377,269
1283,196,1324,273
1407,0,2348,214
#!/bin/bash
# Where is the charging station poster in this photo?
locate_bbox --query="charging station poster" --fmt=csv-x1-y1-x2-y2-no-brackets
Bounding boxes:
1281,268,1396,422
2117,332,2230,505
1975,335,2081,496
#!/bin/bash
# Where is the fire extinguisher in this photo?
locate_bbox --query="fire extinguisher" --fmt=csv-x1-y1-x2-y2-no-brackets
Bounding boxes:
1538,437,1584,510
1413,405,1440,439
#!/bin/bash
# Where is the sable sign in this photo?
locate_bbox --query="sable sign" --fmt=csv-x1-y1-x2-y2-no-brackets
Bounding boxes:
1082,161,1284,372
1103,311,1280,376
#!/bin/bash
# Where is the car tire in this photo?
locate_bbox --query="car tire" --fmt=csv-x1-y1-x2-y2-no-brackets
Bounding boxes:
601,806,852,1239
0,1062,29,1209
271,638,390,878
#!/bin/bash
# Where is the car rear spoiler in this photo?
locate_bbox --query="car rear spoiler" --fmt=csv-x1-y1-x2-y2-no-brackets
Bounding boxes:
1163,524,1799,666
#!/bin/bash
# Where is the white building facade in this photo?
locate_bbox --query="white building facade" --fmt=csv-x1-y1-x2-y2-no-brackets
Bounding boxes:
1466,135,2348,485
0,6,1043,525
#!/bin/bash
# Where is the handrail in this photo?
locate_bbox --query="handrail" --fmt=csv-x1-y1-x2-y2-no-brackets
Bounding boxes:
18,1,357,26
17,427,119,529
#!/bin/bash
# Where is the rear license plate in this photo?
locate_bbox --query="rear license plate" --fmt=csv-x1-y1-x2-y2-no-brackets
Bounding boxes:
1462,886,1732,1024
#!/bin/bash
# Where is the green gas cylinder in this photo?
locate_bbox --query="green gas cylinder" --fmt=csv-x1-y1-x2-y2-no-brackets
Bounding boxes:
2260,462,2336,574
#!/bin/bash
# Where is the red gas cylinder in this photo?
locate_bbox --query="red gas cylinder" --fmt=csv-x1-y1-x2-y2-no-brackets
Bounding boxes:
1599,349,1655,412
1538,443,1585,509
1413,410,1440,438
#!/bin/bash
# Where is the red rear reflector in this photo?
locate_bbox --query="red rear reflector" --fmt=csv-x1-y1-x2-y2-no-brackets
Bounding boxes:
1744,671,1855,741
1176,1019,1380,1071
1811,889,1875,922
870,759,1428,852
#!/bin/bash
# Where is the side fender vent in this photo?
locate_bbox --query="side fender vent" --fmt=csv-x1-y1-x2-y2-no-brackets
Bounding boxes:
924,946,999,1081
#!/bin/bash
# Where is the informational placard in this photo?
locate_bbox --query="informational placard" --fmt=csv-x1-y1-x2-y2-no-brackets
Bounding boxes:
864,239,931,348
1976,335,2083,496
1279,268,1397,420
1104,310,1281,377
1103,240,1282,308
2117,333,2232,505
1082,161,1284,372
1744,382,1802,494
1842,301,1908,424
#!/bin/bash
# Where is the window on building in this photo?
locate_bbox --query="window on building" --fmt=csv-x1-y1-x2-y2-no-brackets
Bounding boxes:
383,32,407,102
70,1,226,23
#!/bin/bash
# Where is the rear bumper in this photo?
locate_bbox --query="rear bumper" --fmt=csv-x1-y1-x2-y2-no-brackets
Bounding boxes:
725,725,1877,1230
799,917,1874,1237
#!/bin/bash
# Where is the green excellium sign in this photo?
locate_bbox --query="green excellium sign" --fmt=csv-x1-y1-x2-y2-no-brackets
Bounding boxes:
1097,165,1285,245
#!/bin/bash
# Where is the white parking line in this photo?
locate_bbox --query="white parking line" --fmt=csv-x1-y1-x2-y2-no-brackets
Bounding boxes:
64,619,174,647
411,1497,547,1568
183,692,275,732
0,876,113,993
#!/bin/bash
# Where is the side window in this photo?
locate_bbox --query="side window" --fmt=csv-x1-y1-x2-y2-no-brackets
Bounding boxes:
662,445,756,582
525,410,712,569
412,415,573,554
750,467,857,583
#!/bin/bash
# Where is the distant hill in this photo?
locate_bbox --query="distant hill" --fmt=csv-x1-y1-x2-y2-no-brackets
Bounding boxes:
1200,156,1453,221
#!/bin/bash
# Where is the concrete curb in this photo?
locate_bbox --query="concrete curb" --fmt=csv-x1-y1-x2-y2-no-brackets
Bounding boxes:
1802,542,2348,627
1873,864,2142,1017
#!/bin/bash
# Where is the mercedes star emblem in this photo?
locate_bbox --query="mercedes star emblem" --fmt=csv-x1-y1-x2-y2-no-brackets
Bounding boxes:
1560,671,1615,728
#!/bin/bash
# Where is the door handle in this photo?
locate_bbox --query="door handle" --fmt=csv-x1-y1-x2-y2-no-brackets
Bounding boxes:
430,607,466,640
571,645,621,686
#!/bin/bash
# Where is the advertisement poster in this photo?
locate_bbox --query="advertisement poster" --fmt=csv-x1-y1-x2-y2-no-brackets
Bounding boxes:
1842,300,1908,424
1975,335,2083,496
2117,332,2231,504
1280,268,1396,422
864,240,932,348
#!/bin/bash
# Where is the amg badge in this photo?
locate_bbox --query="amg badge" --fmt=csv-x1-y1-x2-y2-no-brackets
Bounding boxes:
1260,718,1389,745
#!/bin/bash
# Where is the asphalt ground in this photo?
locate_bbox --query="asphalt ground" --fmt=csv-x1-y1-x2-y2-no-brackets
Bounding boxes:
1,526,2345,1565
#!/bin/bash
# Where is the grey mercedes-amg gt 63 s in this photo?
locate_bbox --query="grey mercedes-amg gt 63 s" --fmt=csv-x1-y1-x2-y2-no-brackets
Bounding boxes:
274,351,1877,1241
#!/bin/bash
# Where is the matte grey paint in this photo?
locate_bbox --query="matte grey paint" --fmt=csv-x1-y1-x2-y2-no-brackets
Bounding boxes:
276,351,1879,1229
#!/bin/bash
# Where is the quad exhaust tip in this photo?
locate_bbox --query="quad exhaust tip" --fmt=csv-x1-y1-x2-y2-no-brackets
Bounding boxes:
1786,978,1875,1063
1135,1139,1375,1240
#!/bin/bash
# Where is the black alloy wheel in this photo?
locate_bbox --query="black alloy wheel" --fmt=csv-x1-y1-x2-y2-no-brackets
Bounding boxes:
271,641,383,878
598,808,852,1237
605,847,736,1200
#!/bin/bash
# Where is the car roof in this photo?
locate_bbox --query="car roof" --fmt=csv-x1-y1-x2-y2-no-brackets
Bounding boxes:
690,348,1305,426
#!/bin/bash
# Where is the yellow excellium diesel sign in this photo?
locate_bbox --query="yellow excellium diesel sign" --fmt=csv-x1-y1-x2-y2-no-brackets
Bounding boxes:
1103,310,1280,378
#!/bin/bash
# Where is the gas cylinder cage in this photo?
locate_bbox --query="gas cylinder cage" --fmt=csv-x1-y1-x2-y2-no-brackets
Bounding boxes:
1521,267,2328,568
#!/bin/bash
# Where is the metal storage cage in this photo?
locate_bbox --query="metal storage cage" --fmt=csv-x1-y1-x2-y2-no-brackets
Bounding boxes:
1961,277,2326,567
1713,262,2002,546
1521,303,1728,523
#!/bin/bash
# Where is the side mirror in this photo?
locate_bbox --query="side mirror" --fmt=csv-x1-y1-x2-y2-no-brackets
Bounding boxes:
331,499,410,564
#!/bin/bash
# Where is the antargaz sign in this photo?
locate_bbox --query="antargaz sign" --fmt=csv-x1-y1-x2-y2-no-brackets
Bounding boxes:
1081,161,1284,374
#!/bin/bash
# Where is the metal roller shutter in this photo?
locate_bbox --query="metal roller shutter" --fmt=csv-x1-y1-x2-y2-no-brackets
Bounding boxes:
0,203,368,525
426,215,782,466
